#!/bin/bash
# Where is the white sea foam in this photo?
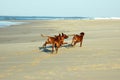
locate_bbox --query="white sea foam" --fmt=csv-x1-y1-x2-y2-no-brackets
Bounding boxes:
0,21,25,28
94,17,120,20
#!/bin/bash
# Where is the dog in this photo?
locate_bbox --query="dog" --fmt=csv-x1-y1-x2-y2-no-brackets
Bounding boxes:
41,33,68,53
71,32,85,47
52,34,62,53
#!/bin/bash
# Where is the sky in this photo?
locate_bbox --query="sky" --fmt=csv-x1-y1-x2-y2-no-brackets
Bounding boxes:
0,0,120,17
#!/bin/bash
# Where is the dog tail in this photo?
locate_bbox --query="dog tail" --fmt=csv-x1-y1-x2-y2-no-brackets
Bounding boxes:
41,34,49,38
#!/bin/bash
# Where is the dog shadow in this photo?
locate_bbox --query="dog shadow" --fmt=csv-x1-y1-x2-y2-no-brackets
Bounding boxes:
38,46,52,53
62,44,73,48
39,44,73,53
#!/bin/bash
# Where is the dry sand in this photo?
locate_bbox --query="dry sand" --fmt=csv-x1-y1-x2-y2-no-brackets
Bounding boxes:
0,20,120,80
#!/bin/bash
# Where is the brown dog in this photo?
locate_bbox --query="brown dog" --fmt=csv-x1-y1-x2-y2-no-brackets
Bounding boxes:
52,34,62,53
41,33,68,53
71,32,85,47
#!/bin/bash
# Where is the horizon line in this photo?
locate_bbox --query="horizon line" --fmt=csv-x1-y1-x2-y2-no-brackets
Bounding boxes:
0,16,120,18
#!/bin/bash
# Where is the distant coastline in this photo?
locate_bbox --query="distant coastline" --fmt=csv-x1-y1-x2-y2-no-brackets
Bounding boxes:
0,16,120,28
0,16,120,20
0,16,93,20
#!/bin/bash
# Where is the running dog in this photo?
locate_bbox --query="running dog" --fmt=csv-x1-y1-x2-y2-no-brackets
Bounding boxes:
41,33,68,53
71,32,85,47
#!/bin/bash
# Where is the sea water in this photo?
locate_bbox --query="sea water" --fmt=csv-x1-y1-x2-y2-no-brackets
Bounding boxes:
0,16,92,28
0,21,25,28
0,16,93,20
0,16,120,28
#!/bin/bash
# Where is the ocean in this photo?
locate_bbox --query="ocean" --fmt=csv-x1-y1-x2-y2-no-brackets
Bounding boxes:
0,16,120,27
0,16,92,20
0,16,92,28
0,21,25,28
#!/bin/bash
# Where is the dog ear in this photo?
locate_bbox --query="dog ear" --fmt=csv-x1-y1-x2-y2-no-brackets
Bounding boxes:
59,34,61,36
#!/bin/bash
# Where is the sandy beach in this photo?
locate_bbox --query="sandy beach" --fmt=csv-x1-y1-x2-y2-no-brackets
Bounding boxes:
0,20,120,80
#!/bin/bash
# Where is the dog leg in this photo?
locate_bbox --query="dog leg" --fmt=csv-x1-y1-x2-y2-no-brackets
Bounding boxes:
63,42,68,44
71,40,74,46
52,44,55,53
42,42,47,48
73,41,77,46
54,42,59,53
80,40,83,47
55,47,58,54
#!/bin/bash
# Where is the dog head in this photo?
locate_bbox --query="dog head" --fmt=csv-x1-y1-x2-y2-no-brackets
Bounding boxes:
80,32,85,36
62,33,68,39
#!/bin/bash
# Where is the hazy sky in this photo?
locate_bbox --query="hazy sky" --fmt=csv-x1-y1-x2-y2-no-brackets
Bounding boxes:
0,0,120,17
